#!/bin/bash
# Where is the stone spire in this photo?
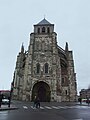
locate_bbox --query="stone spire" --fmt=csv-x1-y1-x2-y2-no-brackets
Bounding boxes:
21,43,24,53
65,42,69,52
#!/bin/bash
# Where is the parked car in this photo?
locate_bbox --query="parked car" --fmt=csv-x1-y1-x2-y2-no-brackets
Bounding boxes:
86,98,90,103
82,98,87,102
2,98,9,105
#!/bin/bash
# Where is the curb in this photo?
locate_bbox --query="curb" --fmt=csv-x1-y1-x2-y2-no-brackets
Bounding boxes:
0,107,19,111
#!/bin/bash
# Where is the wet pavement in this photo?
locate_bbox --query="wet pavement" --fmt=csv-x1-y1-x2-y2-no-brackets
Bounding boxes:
0,101,89,111
0,104,18,111
0,101,90,120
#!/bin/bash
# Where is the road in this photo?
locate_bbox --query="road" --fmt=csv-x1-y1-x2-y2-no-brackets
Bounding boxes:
0,101,90,120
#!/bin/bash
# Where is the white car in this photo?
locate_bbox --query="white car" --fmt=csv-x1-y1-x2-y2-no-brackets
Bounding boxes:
2,99,9,105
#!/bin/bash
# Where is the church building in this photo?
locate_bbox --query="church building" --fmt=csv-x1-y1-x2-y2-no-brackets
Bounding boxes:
12,18,77,102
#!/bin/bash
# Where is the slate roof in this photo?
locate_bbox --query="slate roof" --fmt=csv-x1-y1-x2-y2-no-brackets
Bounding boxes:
37,18,51,25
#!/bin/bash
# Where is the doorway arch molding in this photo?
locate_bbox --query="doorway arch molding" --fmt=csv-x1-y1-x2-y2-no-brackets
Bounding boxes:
31,81,51,102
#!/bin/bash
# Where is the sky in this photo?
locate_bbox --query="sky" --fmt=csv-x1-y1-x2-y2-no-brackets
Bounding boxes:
0,0,90,95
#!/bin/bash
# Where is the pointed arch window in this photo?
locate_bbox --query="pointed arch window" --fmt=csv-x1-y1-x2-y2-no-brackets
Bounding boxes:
65,90,68,95
38,28,40,34
47,27,50,33
45,63,48,73
36,63,40,74
42,27,45,33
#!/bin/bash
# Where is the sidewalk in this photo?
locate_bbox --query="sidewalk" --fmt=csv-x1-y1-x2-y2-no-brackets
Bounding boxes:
0,104,18,111
76,102,90,106
40,101,90,107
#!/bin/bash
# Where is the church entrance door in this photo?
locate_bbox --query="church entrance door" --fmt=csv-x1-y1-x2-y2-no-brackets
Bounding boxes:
32,81,50,102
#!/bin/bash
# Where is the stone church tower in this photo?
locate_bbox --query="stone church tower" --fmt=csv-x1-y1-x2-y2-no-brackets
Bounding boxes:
12,18,77,102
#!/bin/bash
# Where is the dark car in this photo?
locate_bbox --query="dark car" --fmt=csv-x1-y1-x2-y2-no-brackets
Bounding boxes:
86,99,90,103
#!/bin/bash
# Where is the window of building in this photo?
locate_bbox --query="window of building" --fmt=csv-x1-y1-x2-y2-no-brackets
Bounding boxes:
36,63,40,74
65,90,67,95
47,27,50,33
38,28,40,33
45,63,48,73
42,27,45,33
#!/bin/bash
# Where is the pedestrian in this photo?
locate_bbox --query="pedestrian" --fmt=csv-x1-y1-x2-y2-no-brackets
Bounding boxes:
78,97,82,105
86,97,90,106
8,96,11,107
0,94,3,108
36,97,40,108
33,96,37,108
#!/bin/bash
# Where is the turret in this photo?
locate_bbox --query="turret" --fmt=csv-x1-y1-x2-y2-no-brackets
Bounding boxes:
16,43,25,69
65,42,69,52
21,43,24,53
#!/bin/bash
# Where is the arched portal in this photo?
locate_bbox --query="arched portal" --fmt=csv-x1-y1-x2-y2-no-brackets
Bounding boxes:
32,81,51,102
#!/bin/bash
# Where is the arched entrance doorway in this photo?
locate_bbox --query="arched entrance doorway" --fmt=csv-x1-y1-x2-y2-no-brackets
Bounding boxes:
32,81,51,102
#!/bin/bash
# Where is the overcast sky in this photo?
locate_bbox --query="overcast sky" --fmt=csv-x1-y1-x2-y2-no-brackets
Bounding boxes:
0,0,90,95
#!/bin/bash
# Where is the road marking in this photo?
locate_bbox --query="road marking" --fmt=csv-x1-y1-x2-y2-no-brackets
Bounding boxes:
23,105,90,110
31,106,36,109
52,106,60,109
73,106,89,109
80,106,89,108
45,106,52,109
40,106,44,109
23,106,28,109
58,106,67,109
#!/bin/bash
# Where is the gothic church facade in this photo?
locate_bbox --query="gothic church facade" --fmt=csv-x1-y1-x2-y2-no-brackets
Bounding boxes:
12,18,77,102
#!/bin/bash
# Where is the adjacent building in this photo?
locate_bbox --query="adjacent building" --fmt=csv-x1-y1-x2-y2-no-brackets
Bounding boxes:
12,18,77,102
0,90,10,98
80,89,90,99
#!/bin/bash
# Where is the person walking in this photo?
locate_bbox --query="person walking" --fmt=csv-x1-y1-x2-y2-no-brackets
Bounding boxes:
36,97,40,108
78,97,82,105
8,96,11,107
33,96,37,108
86,97,90,106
